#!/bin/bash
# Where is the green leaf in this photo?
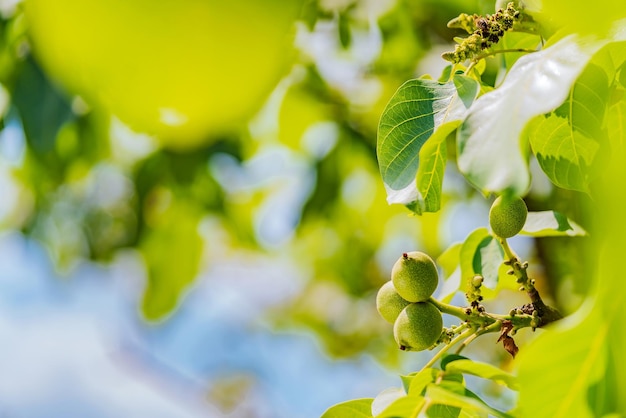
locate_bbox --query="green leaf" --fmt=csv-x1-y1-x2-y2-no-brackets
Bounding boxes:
408,368,438,395
444,359,518,390
457,35,605,195
425,384,513,418
376,395,426,418
371,388,405,417
400,374,416,394
13,57,74,155
453,75,480,108
426,380,467,418
459,228,490,290
520,211,587,237
472,236,504,289
540,0,626,36
529,63,610,193
607,89,626,148
377,78,474,208
516,303,608,418
440,354,470,371
322,398,374,418
427,403,461,418
414,121,456,214
140,197,204,320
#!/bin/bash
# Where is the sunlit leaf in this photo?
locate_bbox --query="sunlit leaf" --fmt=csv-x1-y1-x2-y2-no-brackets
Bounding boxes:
529,63,610,193
520,211,587,237
408,368,437,395
322,398,374,418
444,359,518,390
376,394,426,418
371,388,405,416
607,89,626,148
425,383,512,418
539,0,626,35
457,35,605,195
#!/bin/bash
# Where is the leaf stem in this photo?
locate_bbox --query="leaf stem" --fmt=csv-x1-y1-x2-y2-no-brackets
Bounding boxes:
475,48,538,61
455,322,501,354
421,327,476,371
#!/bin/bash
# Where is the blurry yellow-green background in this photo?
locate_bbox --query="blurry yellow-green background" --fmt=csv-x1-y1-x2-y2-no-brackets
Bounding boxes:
0,0,608,416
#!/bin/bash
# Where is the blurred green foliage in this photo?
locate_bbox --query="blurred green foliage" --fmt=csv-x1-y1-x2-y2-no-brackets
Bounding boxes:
0,0,597,367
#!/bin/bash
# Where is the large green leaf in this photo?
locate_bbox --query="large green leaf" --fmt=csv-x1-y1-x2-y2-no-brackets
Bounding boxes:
516,301,609,418
457,35,604,195
528,64,610,193
322,398,374,418
517,94,626,416
377,77,476,210
539,0,626,35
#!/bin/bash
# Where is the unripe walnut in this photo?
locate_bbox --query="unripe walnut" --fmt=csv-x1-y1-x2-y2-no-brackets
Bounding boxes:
376,281,411,323
489,195,528,238
391,252,438,303
393,302,443,351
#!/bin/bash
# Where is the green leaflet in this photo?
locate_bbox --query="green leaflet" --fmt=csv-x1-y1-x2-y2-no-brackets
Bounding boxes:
321,398,374,418
607,89,626,148
457,35,604,195
472,236,504,290
413,121,456,214
528,63,610,193
444,359,518,390
425,383,513,418
376,395,426,418
520,211,587,237
371,388,406,416
377,77,477,213
460,228,504,291
516,302,609,418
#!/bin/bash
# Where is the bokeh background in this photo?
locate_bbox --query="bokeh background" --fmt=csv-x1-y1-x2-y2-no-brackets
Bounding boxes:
0,0,594,416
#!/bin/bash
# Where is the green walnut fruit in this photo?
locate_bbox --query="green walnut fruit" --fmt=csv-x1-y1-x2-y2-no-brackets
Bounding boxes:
376,281,411,324
393,302,443,351
391,252,438,303
489,195,528,238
